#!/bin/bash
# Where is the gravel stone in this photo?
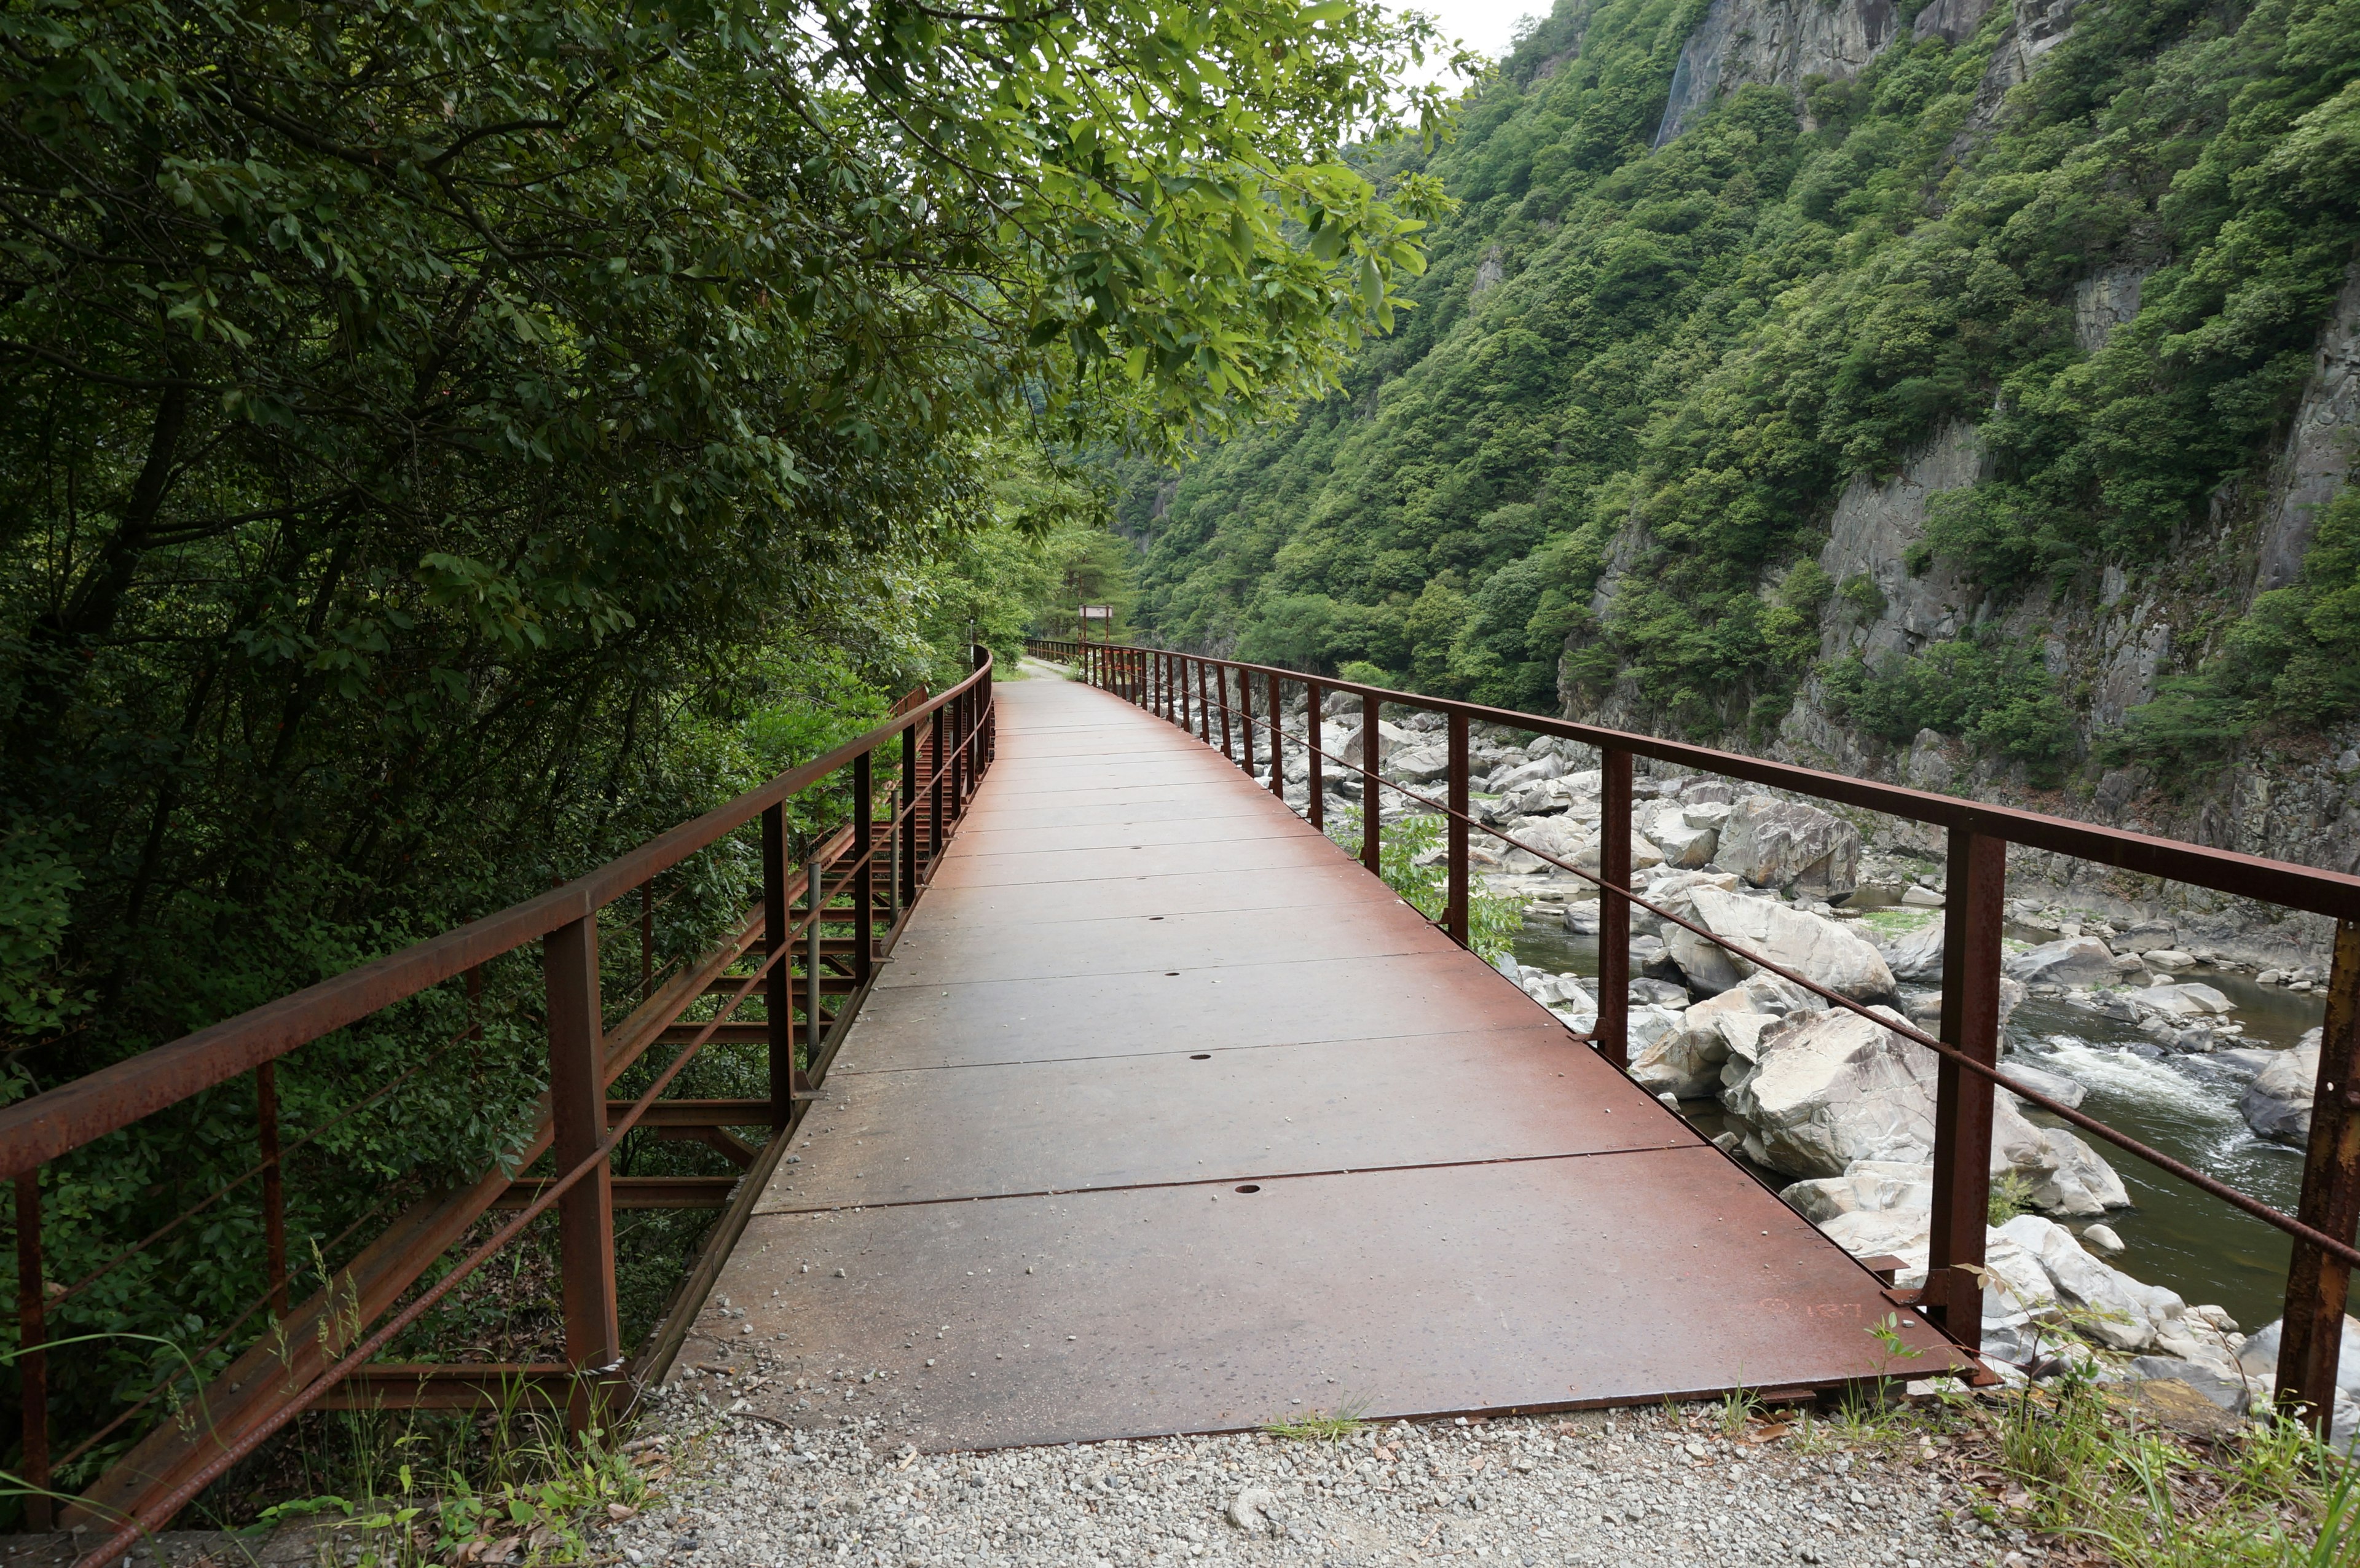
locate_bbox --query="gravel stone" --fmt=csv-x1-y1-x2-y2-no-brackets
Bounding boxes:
601,1400,2034,1567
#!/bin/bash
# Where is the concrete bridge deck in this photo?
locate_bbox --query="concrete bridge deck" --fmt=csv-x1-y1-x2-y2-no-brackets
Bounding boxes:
680,668,1966,1448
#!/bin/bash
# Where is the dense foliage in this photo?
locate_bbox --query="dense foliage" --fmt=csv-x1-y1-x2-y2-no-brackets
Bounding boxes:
0,0,1467,1508
1128,0,2360,759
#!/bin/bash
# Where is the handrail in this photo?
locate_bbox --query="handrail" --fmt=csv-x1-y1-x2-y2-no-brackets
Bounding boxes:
0,661,994,1183
3,652,997,1561
1034,637,2360,1434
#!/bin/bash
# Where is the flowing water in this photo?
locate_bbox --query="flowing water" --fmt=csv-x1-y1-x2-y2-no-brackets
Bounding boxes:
1509,919,2333,1331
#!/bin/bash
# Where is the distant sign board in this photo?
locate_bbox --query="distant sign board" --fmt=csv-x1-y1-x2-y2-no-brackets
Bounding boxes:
1078,604,1114,621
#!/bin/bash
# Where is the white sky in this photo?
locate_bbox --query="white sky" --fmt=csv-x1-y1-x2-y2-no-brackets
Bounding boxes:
1391,0,1546,88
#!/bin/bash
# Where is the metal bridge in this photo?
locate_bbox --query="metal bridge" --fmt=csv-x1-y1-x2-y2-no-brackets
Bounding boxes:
5,643,2358,1566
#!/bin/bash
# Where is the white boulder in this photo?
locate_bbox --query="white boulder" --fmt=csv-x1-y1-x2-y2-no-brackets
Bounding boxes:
2243,1029,2320,1145
1998,1215,2184,1352
2005,937,2120,989
1720,1006,2058,1182
1716,797,1862,898
1665,888,1896,1002
2026,1126,2132,1215
1876,915,1946,983
1388,744,1451,785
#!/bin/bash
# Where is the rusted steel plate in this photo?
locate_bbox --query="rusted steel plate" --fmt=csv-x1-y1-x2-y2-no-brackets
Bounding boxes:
892,859,1387,930
953,790,1286,834
876,900,1457,990
926,833,1355,891
836,949,1544,1072
760,1025,1686,1213
942,813,1321,861
686,1152,1968,1451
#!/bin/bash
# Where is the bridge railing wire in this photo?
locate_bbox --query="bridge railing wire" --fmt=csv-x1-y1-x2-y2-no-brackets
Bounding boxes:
1031,636,2360,1433
0,659,997,1568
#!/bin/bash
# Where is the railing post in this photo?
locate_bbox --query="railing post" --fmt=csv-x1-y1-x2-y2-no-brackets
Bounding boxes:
1361,692,1382,876
763,804,795,1129
2277,917,2360,1433
1928,828,2005,1352
15,1170,49,1532
1197,659,1212,745
806,856,825,1053
639,879,654,1000
544,914,620,1429
854,750,875,989
1240,667,1256,778
1268,672,1284,801
1305,680,1324,831
1447,710,1469,947
929,705,946,882
258,1060,286,1317
900,718,919,914
1595,748,1631,1069
1217,665,1234,762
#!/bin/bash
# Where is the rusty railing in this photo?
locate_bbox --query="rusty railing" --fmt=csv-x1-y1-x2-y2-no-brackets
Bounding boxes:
1029,637,2360,1432
0,652,997,1564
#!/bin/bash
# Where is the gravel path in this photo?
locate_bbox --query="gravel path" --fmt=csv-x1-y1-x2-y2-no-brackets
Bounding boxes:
603,1398,2041,1568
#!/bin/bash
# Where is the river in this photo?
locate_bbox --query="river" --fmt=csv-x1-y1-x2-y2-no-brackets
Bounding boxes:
1510,920,2333,1332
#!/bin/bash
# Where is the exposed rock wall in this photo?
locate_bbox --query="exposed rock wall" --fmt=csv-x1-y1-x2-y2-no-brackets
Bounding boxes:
1608,18,2360,962
1654,0,1898,146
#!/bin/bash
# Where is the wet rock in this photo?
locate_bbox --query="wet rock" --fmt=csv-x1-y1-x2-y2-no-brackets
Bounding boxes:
1666,888,1896,1002
2080,1223,2124,1255
2242,1028,2321,1144
1995,1060,2085,1110
1716,797,1862,898
2004,937,2118,989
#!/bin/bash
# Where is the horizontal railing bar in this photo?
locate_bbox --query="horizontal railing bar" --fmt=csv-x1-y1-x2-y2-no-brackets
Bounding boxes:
1030,641,2360,920
0,659,991,1183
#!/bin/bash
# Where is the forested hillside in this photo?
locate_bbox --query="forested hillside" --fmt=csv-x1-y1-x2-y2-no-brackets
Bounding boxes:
1130,0,2360,860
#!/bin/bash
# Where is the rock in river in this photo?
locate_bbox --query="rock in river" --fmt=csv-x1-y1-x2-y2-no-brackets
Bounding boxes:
1664,888,1896,1002
1715,797,1862,899
2242,1027,2321,1145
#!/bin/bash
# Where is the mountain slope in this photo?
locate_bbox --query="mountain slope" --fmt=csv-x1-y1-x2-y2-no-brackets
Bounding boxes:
1130,0,2360,893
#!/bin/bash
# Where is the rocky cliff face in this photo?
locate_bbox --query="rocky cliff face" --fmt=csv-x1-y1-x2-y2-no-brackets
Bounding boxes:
1587,1,2360,960
1654,0,1898,145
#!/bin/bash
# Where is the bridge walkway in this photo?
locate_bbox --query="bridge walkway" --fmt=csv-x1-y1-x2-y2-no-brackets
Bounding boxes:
679,667,1965,1449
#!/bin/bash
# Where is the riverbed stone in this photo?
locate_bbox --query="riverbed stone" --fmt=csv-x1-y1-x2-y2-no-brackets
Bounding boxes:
1666,888,1897,1002
1999,1215,2184,1351
1779,1160,1933,1223
1877,915,1946,982
1715,797,1862,898
1721,1006,2061,1182
2004,937,2120,988
1995,1060,2087,1110
2242,1028,2321,1144
2026,1126,2131,1215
